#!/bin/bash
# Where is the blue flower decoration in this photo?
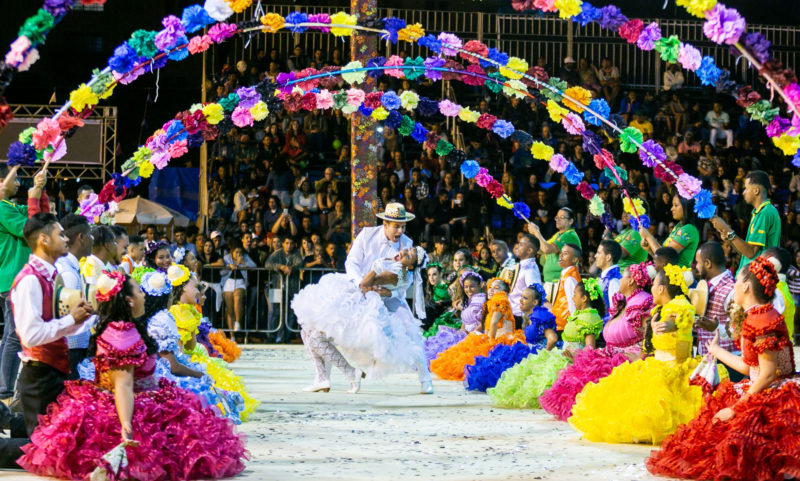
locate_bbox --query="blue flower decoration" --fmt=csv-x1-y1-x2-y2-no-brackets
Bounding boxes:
598,5,628,30
147,55,168,72
528,283,548,306
359,104,373,117
181,5,215,34
564,163,583,185
573,2,602,26
793,150,800,168
187,133,205,149
167,35,190,61
512,202,530,221
165,120,188,143
583,98,610,126
108,42,139,74
385,110,402,129
411,122,428,143
382,17,406,44
140,271,173,297
366,56,386,79
285,12,309,33
7,141,37,167
481,48,508,69
460,160,480,179
698,56,721,86
629,215,640,231
601,212,616,231
694,189,717,218
638,214,651,229
492,120,515,139
417,34,442,54
418,97,439,117
380,91,401,111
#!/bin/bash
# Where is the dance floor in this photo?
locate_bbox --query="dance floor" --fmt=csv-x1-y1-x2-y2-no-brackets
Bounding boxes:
3,345,674,480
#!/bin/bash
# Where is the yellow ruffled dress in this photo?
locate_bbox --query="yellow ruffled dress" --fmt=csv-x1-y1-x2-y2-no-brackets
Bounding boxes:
568,296,703,445
171,304,260,420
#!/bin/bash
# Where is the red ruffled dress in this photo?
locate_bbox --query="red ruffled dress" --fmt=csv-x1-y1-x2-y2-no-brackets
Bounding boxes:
539,290,651,421
647,304,800,481
18,321,248,481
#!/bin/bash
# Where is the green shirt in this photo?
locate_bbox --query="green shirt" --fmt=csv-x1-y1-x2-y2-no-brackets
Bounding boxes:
738,201,781,273
0,200,31,293
665,222,699,268
541,228,581,283
615,228,647,269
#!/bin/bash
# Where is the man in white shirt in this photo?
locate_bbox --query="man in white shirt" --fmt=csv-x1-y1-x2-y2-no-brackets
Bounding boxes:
54,214,95,378
11,213,92,434
706,102,733,148
81,225,117,284
508,234,543,318
663,63,685,91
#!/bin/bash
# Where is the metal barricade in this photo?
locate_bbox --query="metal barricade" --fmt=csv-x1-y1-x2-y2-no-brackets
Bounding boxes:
200,265,341,343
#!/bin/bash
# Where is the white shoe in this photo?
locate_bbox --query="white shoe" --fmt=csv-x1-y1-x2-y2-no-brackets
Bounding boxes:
234,322,241,331
347,370,364,394
420,380,434,394
302,380,331,392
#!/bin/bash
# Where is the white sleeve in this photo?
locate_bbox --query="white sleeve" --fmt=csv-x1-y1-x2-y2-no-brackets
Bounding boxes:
525,263,542,286
564,277,578,314
345,230,367,284
11,276,78,348
57,263,81,290
773,291,786,314
608,278,620,303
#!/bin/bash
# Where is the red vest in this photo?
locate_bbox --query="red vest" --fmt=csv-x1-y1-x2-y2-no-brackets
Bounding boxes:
11,262,70,373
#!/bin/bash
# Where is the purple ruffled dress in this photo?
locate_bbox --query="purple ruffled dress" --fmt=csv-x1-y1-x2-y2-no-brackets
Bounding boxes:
424,293,486,363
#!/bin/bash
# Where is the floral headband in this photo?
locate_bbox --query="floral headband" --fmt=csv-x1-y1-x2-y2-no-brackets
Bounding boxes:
145,240,169,256
459,270,482,287
582,278,603,301
166,263,191,287
95,270,126,303
748,255,778,299
628,261,656,290
663,264,691,297
172,246,186,264
426,262,442,271
140,271,172,297
527,283,547,304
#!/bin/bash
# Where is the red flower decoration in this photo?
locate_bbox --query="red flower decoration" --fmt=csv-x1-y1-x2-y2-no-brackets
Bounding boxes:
57,114,84,131
295,68,320,92
618,19,644,44
759,60,797,88
0,98,13,130
485,179,505,199
736,86,762,108
460,40,489,64
594,149,614,170
318,66,341,89
97,180,126,204
301,92,317,111
576,181,595,200
476,113,497,130
462,64,486,86
283,92,303,112
442,60,463,81
364,91,383,110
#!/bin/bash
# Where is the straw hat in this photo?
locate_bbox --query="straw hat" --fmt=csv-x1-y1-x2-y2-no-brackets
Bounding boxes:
53,275,84,318
376,202,415,223
689,279,709,318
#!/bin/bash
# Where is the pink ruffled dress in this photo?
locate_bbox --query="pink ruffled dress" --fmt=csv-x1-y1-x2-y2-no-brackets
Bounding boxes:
18,321,247,481
540,290,653,421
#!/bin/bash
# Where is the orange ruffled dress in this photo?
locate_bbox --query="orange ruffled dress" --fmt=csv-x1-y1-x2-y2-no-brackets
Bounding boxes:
430,292,524,381
647,305,800,481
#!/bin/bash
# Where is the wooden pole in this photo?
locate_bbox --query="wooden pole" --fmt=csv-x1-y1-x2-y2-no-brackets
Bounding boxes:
350,0,379,239
199,43,209,233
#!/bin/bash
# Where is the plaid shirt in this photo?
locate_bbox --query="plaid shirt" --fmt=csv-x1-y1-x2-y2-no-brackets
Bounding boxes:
695,271,736,355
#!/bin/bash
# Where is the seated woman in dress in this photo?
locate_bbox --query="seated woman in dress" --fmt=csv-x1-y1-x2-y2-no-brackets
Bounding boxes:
568,264,703,445
19,271,247,480
540,262,655,421
424,270,485,362
647,256,800,481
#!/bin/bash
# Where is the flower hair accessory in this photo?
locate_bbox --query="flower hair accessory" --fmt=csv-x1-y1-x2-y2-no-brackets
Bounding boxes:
664,264,691,296
140,271,172,297
95,270,126,303
166,263,191,287
527,282,547,304
629,261,656,290
145,240,169,256
748,255,778,299
172,246,186,264
582,278,603,301
459,270,482,286
414,246,429,269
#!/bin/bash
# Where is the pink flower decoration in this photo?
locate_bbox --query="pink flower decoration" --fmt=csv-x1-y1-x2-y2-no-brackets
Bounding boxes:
766,116,791,138
316,90,334,110
550,153,569,173
618,19,644,44
784,83,800,113
44,139,67,163
576,181,595,201
150,149,171,170
676,173,702,199
460,40,489,64
346,88,365,107
438,99,461,117
703,4,746,45
32,118,61,150
384,55,405,78
5,36,31,66
308,13,331,33
593,149,614,170
678,43,702,71
533,0,556,12
562,112,585,135
475,168,492,187
462,64,486,86
295,67,320,92
208,23,237,43
231,106,253,127
18,49,39,72
476,113,497,130
168,139,188,158
188,35,212,54
437,32,462,57
790,114,800,136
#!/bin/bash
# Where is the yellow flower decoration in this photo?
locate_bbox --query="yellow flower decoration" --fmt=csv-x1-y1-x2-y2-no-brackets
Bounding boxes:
138,160,154,178
496,195,513,209
167,263,191,287
530,141,554,160
502,79,528,99
555,0,583,19
70,84,99,113
398,23,425,42
622,197,645,217
676,0,717,18
228,0,253,13
562,86,592,113
399,90,420,110
329,12,357,37
250,101,269,121
546,99,569,122
170,303,202,345
663,264,691,296
202,103,224,125
458,106,480,123
499,57,528,80
99,80,116,100
371,106,389,121
773,133,800,156
341,60,366,84
259,13,285,33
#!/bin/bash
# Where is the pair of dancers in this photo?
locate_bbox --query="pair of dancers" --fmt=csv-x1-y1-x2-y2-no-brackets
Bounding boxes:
292,203,434,394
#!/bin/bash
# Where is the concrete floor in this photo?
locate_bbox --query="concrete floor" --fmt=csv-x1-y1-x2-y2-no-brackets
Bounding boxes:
2,345,672,481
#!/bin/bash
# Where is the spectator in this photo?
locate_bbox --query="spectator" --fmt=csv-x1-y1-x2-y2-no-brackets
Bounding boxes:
292,178,318,219
429,237,453,270
221,240,257,332
422,190,453,247
286,45,309,72
577,58,602,97
629,111,654,137
170,226,197,258
597,58,622,105
663,63,685,91
706,102,734,148
669,93,689,135
678,131,701,156
198,238,224,325
264,236,303,343
326,199,350,245
559,57,580,86
262,196,283,232
618,91,640,123
406,168,430,201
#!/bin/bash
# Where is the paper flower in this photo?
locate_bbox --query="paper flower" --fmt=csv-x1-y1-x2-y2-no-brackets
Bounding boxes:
461,160,481,178
154,15,185,51
458,106,480,123
363,91,383,110
562,86,591,113
530,141,554,160
637,22,661,51
739,32,771,65
311,90,332,111
31,118,60,150
481,48,508,69
503,79,528,99
404,56,425,81
138,160,155,178
397,23,425,43
249,101,269,121
703,4,745,45
677,0,717,18
582,98,610,127
574,3,602,26
792,151,800,168
564,163,583,185
423,56,446,80
382,17,406,43
231,106,253,128
589,195,605,216
369,107,387,121
128,29,158,58
534,0,557,12
581,130,603,155
620,127,643,153
208,23,236,43
411,123,428,143
500,57,528,80
417,98,439,117
698,56,721,86
773,134,800,156
593,149,614,170
259,12,284,33
69,84,99,113
554,0,582,19
547,99,569,122
473,168,491,188
654,35,680,63
202,103,224,125
284,11,308,33
18,8,54,45
376,91,399,111
676,173,703,199
384,55,405,78
485,72,505,93
677,43,702,71
576,181,595,200
7,141,37,167
341,61,366,84
492,120,515,139
462,64,486,87
476,113,498,130
204,0,234,21
460,40,489,64
765,116,791,138
235,86,259,109
438,99,461,117
694,189,717,218
618,19,644,43
598,5,628,30
638,139,664,168
431,139,452,157
485,179,505,199
329,12,357,37
186,34,212,55
550,153,569,173
385,111,402,129
562,113,585,135
437,32,462,57
167,138,188,158
181,5,214,33
400,90,419,110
